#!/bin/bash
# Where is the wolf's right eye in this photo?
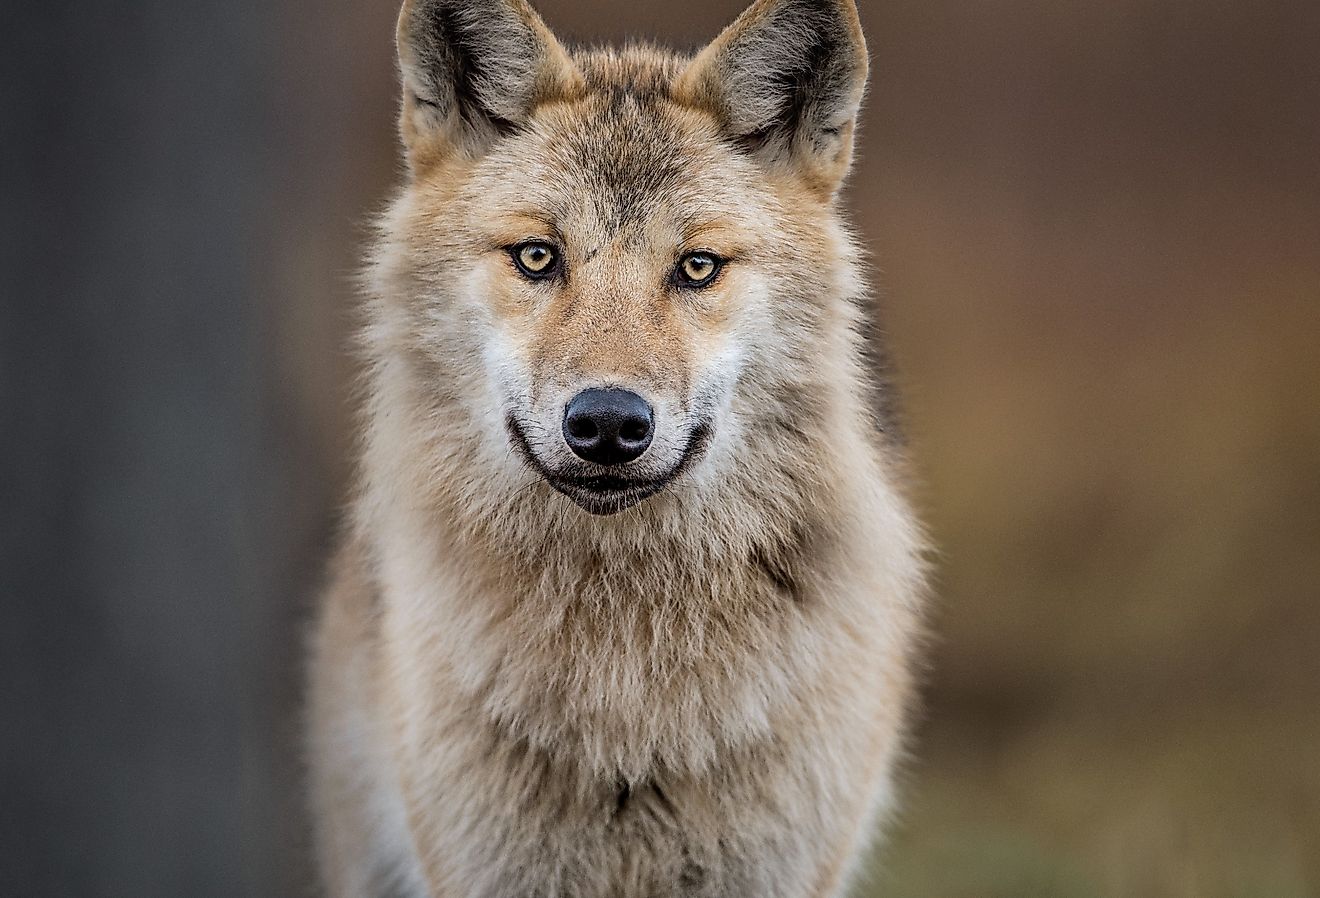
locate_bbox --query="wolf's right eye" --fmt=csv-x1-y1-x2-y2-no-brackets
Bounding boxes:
674,251,723,288
511,241,559,280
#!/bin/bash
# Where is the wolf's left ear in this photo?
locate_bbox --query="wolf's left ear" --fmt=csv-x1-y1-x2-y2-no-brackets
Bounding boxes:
677,0,869,197
396,0,580,166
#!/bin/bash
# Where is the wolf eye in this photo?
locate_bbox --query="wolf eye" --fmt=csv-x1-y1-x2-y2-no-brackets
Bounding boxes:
675,252,722,288
511,241,559,279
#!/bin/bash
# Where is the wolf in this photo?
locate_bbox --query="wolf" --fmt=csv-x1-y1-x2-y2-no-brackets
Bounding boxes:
306,0,927,895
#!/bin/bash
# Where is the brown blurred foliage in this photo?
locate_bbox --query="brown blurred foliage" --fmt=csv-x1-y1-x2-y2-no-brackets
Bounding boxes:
857,3,1320,895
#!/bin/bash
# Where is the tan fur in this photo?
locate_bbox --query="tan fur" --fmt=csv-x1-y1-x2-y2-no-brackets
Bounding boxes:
308,1,927,895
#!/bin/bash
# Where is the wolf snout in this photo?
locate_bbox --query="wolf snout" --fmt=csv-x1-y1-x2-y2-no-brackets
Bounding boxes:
562,388,654,466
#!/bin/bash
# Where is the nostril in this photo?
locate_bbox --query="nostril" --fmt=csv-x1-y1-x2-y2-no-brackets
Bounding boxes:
567,416,598,441
618,418,649,443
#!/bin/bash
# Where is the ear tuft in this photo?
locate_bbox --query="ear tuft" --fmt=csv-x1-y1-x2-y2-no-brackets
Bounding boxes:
677,0,869,196
396,0,579,164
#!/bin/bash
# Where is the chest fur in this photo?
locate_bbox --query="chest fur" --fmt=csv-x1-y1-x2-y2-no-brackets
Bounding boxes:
376,513,836,782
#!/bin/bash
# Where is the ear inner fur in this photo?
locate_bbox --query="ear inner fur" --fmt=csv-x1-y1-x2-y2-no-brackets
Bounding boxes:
675,0,869,196
396,0,583,165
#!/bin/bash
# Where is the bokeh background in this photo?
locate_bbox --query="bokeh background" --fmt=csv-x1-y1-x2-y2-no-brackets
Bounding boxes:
2,0,1317,895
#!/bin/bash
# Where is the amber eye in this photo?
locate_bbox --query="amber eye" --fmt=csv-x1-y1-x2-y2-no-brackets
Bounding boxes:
675,252,722,288
511,241,559,279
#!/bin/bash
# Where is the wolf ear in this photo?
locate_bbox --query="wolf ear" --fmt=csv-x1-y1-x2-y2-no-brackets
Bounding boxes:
396,0,580,165
677,0,869,197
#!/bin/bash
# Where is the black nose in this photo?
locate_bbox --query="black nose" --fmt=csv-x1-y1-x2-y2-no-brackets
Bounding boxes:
562,388,654,466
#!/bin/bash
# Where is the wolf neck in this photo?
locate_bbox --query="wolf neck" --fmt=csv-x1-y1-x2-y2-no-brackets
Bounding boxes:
370,469,844,781
358,367,869,777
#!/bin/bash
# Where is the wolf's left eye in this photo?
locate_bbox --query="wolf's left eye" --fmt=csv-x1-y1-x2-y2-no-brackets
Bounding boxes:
511,241,559,279
674,252,722,288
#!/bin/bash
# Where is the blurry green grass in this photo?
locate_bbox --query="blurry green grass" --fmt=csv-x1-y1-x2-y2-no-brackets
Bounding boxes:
857,699,1319,898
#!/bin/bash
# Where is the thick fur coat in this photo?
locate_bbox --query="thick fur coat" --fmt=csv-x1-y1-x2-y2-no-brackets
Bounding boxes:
307,1,927,895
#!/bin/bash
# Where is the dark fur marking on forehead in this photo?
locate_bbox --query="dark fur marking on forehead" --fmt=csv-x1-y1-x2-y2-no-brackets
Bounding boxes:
558,99,696,236
520,45,708,236
570,44,688,101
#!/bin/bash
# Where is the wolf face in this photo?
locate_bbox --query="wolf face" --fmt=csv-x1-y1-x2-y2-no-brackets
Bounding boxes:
373,0,870,516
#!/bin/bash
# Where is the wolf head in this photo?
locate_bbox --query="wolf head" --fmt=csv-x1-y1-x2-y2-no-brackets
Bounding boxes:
366,0,876,520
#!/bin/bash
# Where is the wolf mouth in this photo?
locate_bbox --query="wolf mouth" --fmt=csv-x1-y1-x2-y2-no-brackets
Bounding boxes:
545,476,671,515
505,416,712,515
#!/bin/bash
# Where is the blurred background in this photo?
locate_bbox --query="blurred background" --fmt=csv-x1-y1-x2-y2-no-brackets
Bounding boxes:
2,0,1317,895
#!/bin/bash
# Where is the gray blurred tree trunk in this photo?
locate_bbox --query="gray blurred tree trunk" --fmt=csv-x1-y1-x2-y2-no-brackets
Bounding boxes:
0,1,393,894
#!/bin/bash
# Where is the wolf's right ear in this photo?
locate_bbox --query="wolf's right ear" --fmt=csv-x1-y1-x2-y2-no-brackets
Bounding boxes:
677,0,869,198
396,0,580,167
